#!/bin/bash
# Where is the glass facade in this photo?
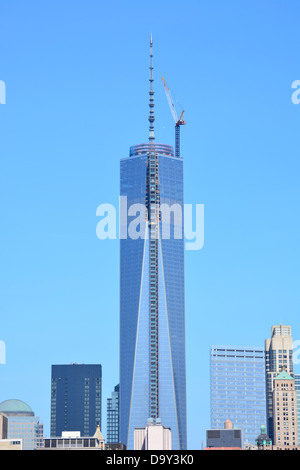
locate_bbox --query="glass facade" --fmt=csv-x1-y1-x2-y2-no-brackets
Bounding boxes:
6,416,43,450
51,364,102,437
119,144,186,450
210,346,266,445
107,384,120,443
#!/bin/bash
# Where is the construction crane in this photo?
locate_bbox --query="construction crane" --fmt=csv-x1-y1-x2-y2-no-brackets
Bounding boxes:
162,77,186,157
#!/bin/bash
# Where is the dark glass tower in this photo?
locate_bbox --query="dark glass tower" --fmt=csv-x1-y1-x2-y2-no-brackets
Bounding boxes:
50,364,102,437
107,384,120,443
119,37,187,450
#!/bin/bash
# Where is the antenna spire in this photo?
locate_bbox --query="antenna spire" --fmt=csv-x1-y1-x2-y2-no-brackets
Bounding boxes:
148,34,155,142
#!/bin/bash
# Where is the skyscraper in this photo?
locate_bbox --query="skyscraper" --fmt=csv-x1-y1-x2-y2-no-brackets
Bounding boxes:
50,363,102,437
119,37,186,450
210,345,266,445
294,374,300,445
106,384,119,444
265,325,294,441
272,369,298,448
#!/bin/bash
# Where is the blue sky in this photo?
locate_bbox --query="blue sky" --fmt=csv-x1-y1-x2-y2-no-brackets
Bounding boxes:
0,0,299,449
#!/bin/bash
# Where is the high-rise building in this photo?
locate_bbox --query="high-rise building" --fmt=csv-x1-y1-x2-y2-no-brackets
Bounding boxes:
106,384,119,444
294,374,300,445
265,325,294,441
272,369,298,448
51,363,102,437
119,37,186,450
210,345,266,444
0,399,43,450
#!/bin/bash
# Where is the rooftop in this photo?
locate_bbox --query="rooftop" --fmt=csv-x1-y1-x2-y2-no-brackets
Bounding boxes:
275,370,294,381
129,143,175,158
0,399,34,415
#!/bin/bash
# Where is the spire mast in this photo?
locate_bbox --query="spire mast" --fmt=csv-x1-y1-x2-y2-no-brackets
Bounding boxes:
147,36,159,420
148,34,155,142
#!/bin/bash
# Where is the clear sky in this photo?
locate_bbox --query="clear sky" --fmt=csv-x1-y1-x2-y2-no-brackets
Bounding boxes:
0,0,299,450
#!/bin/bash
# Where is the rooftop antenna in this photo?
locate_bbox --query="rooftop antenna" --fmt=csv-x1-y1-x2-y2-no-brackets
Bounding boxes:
148,34,155,142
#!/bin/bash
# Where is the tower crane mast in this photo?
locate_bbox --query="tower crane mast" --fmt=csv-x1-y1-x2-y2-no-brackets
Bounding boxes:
162,77,186,158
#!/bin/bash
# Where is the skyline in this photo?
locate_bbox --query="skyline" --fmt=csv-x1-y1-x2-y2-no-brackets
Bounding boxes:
0,0,299,450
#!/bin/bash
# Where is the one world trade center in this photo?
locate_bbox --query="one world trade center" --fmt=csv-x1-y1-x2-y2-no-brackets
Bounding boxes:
119,36,187,450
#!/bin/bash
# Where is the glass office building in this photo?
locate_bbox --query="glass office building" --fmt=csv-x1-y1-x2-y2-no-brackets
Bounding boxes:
107,384,120,444
51,364,102,437
119,37,186,450
0,399,43,450
210,346,266,445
